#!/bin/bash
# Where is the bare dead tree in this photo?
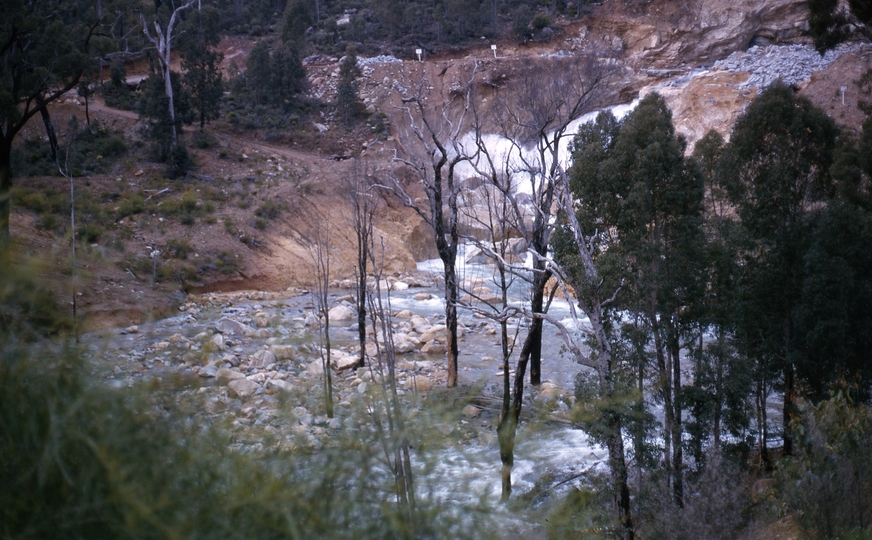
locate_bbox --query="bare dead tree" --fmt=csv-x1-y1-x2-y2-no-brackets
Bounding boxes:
344,158,378,370
457,158,525,501
57,129,78,343
140,0,199,147
383,63,480,388
306,221,334,419
365,237,416,524
491,54,617,388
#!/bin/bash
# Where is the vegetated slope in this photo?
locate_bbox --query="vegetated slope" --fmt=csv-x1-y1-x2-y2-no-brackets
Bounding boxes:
9,0,869,331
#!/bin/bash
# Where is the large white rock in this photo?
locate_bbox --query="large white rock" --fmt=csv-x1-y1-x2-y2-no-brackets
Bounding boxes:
333,352,359,371
410,315,431,334
267,379,295,393
420,325,447,344
393,333,419,354
412,375,434,392
328,304,356,321
270,345,298,361
215,317,251,335
249,349,277,368
306,360,325,376
228,378,259,397
421,340,446,354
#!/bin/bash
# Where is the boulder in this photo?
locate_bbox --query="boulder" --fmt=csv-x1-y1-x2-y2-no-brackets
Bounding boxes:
215,317,250,335
405,220,440,261
270,345,298,361
334,352,359,371
267,379,295,393
414,293,432,301
421,340,446,355
249,349,277,368
222,354,240,367
306,360,325,376
228,378,259,398
412,375,434,392
395,309,414,319
211,333,227,351
465,246,493,265
245,328,273,339
216,367,245,386
199,365,218,378
410,315,432,334
462,405,482,419
420,325,447,344
328,304,356,321
394,333,419,354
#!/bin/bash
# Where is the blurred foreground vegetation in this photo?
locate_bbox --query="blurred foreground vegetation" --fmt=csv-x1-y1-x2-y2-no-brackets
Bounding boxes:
0,253,494,539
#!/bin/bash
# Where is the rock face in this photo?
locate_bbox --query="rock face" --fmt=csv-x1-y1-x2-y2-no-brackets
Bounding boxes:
583,0,809,69
404,220,439,262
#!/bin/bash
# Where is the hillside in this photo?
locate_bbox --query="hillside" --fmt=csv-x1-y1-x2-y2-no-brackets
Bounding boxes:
6,0,871,331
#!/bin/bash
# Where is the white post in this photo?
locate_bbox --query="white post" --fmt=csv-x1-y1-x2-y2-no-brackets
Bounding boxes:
416,48,422,62
491,44,497,58
841,86,847,106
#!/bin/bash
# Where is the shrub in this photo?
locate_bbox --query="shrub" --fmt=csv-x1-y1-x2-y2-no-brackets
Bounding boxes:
77,222,105,243
166,238,193,259
778,391,872,540
168,143,192,179
117,194,146,218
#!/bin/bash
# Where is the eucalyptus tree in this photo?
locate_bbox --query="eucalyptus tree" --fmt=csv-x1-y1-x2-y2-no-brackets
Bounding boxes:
567,93,705,506
178,5,223,130
0,0,106,242
140,0,201,148
721,82,839,458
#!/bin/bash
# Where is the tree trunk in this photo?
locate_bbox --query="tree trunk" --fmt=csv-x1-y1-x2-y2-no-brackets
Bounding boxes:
0,139,11,244
444,260,459,387
496,265,515,501
527,263,550,387
39,105,59,162
667,318,683,507
324,315,334,418
163,62,178,146
651,313,673,483
713,329,724,451
783,362,794,456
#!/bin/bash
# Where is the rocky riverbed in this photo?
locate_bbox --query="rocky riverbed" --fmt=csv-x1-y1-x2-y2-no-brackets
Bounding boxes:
81,268,602,524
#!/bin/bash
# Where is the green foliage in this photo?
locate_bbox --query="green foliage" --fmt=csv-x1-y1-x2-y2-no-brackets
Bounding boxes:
168,143,192,179
0,349,489,540
722,83,841,403
779,391,872,539
807,0,872,52
207,250,240,275
0,249,70,342
11,123,128,178
336,46,363,126
244,39,273,107
102,58,137,111
166,238,193,259
138,72,194,163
